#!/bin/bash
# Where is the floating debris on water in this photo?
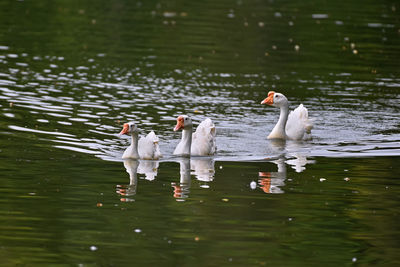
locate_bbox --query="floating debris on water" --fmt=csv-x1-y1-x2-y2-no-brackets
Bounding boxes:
90,246,97,251
163,11,176,18
312,14,329,19
320,178,326,182
250,181,257,190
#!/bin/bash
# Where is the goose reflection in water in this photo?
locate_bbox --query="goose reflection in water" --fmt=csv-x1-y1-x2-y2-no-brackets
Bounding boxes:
256,140,315,194
286,153,315,173
171,158,191,201
116,159,160,202
258,157,286,194
137,160,159,181
117,159,139,202
171,157,216,200
190,157,215,182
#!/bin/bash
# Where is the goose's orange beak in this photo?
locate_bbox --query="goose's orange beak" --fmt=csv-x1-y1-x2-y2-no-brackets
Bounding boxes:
174,116,184,131
261,91,275,105
119,123,129,135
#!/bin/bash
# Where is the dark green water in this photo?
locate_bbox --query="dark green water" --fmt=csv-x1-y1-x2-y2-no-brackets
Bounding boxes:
1,0,400,266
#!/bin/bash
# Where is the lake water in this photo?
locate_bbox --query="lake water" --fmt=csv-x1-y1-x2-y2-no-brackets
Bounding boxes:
0,0,399,266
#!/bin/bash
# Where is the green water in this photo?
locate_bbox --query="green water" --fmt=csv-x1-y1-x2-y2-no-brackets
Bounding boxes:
1,0,400,266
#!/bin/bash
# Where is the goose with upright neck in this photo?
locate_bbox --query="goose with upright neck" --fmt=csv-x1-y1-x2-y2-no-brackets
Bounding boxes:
173,115,216,157
261,91,313,140
119,122,162,160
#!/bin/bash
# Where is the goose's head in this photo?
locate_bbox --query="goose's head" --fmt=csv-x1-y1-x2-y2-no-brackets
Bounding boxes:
174,115,192,131
261,91,288,107
119,121,138,135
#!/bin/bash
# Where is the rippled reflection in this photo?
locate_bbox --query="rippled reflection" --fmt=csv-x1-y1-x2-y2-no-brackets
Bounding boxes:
255,151,315,194
117,159,139,202
191,157,215,182
171,158,191,201
116,159,161,201
258,158,287,194
286,153,316,173
137,160,159,181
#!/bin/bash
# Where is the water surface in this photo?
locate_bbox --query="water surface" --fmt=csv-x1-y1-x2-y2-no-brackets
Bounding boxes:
0,0,399,266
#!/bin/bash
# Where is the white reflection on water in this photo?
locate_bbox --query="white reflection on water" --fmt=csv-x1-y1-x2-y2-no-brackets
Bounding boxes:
138,160,159,181
171,158,191,201
117,159,139,202
115,144,316,199
258,157,286,194
191,157,215,182
256,152,314,194
116,159,161,201
171,157,215,200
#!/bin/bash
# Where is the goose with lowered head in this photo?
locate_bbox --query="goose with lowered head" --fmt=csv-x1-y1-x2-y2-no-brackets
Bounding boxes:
173,115,216,157
261,91,313,140
119,122,162,160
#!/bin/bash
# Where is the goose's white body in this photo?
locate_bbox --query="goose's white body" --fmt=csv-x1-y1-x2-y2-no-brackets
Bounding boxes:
173,116,216,157
261,91,313,140
120,123,162,160
137,131,162,160
191,118,216,155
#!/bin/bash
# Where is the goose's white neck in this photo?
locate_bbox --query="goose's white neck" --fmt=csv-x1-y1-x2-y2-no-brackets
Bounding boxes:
174,128,192,157
123,131,139,159
180,128,193,156
268,104,289,139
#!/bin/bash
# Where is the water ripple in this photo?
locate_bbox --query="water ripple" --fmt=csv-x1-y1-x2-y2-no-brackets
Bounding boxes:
0,49,399,161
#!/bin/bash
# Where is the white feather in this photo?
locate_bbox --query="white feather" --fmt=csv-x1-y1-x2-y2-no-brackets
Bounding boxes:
286,104,313,140
138,131,162,160
191,118,216,156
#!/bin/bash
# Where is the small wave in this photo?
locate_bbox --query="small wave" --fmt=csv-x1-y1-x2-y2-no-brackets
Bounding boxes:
9,125,74,137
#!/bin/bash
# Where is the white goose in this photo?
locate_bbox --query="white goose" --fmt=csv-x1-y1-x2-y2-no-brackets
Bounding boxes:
119,122,162,160
261,91,313,140
173,115,216,157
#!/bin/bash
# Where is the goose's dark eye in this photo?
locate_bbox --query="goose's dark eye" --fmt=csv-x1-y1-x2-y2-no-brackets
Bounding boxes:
185,118,188,121
276,95,279,98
